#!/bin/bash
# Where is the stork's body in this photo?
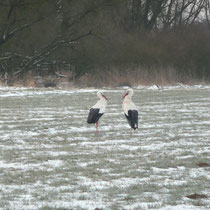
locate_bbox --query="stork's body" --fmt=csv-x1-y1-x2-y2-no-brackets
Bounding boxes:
87,91,108,134
122,88,138,134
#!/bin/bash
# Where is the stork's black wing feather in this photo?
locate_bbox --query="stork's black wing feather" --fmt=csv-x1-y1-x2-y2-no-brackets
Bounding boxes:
125,110,138,130
87,108,103,124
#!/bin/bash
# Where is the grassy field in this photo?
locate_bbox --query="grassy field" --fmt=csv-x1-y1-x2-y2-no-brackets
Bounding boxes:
0,86,210,209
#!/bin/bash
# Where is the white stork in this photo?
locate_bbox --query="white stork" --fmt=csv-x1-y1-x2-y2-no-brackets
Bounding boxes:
122,88,138,135
87,91,108,134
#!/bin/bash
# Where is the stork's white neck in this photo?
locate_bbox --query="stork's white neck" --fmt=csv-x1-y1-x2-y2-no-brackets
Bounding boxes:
124,94,132,101
99,96,107,102
92,95,107,111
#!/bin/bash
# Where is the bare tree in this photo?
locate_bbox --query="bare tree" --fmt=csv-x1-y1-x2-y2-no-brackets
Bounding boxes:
161,0,207,28
127,0,168,29
0,0,109,78
0,0,57,47
126,0,208,30
204,0,210,27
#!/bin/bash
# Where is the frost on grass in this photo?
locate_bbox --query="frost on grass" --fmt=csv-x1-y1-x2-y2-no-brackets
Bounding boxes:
0,86,210,209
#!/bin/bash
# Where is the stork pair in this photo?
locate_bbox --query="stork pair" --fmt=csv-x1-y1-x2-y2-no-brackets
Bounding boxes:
87,88,138,135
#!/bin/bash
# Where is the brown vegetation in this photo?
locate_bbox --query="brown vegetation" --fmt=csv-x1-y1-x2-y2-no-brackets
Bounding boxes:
80,66,186,87
197,162,210,167
186,193,208,199
0,0,210,87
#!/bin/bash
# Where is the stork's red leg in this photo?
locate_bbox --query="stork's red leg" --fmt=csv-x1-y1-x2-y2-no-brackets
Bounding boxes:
95,121,99,135
130,128,132,136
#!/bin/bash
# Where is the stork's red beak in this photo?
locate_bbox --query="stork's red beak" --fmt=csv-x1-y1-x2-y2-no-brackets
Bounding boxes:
122,92,128,99
102,94,108,101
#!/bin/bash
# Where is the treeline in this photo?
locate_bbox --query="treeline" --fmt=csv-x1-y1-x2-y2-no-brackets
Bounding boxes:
0,0,210,85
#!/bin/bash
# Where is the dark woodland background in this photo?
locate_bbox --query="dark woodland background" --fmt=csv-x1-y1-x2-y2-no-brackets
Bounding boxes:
0,0,210,86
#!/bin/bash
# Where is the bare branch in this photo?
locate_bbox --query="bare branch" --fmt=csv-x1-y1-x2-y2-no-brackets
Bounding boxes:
205,0,210,27
67,0,107,29
26,31,92,68
0,11,55,47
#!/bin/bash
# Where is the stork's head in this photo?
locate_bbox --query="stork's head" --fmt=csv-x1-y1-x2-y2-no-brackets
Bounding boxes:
97,91,108,101
122,88,133,99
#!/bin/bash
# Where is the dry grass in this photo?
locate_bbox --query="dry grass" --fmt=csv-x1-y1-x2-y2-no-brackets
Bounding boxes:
78,66,200,87
1,66,209,88
186,193,208,200
197,162,210,167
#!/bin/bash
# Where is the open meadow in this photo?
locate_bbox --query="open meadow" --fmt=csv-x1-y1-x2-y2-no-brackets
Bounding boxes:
0,85,210,209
